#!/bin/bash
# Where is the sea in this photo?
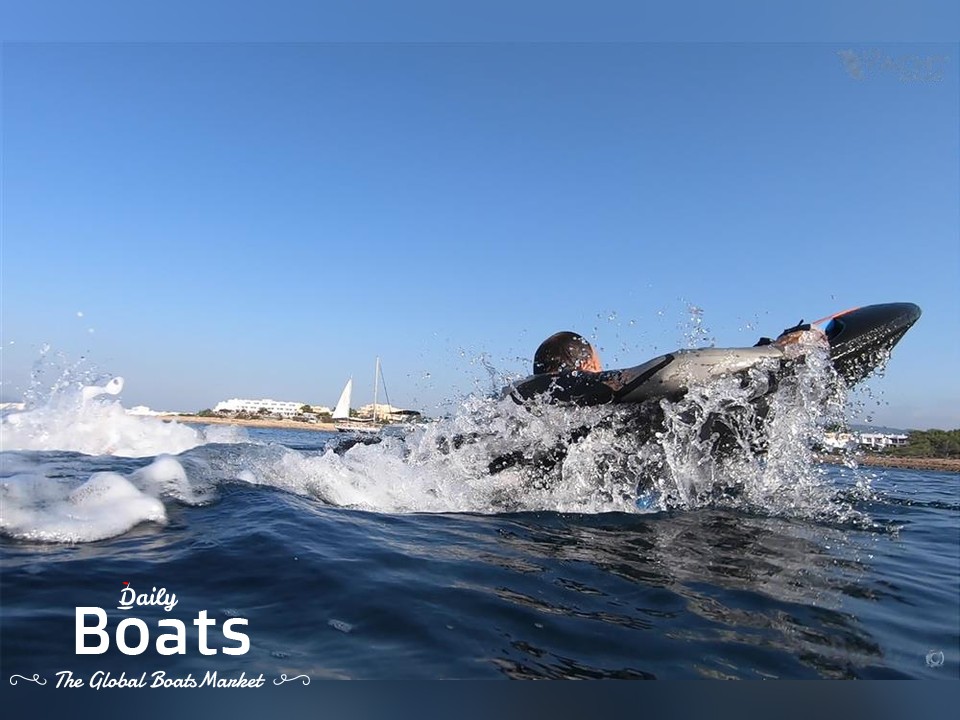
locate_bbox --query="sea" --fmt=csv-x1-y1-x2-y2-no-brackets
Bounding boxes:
1,358,958,682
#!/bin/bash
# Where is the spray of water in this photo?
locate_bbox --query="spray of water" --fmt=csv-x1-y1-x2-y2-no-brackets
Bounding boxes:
208,342,858,522
1,336,871,543
0,453,214,542
1,357,243,457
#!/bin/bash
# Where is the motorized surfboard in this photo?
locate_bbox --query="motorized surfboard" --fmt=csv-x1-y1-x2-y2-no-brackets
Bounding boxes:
509,302,921,406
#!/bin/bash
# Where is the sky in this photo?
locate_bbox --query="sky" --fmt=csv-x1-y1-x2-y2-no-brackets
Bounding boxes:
1,9,958,429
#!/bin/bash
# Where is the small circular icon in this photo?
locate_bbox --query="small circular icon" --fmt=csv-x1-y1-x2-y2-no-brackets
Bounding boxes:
926,650,945,668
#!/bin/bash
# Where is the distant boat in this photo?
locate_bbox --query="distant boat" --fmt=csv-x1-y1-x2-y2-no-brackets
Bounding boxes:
332,358,386,434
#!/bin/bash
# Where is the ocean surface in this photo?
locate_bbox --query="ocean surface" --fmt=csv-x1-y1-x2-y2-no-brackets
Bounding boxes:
2,368,958,681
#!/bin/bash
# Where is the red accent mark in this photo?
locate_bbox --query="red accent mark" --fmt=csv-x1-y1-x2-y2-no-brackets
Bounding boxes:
812,307,860,327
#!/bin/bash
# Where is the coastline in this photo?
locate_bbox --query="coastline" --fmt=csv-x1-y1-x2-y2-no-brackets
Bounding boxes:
161,415,960,473
161,414,338,432
817,453,960,473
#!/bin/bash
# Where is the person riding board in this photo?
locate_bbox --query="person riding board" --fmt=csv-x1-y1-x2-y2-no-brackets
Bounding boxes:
341,324,828,471
491,323,829,474
513,325,826,402
533,331,603,375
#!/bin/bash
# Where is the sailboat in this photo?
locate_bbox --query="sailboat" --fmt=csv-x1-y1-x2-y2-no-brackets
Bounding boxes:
331,358,386,434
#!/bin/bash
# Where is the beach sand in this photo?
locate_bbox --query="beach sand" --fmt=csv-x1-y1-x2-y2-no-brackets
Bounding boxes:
818,453,960,473
161,414,338,432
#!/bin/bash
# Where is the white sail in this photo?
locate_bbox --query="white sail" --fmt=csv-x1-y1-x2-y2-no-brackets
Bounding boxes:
332,378,352,419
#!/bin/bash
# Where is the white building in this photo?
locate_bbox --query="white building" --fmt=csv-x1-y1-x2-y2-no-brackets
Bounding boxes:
822,432,857,452
356,403,421,422
214,398,307,417
857,432,909,450
822,431,909,452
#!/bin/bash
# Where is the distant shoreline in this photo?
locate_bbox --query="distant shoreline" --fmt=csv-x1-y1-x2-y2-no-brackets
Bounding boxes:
162,415,960,472
161,414,338,432
817,453,960,473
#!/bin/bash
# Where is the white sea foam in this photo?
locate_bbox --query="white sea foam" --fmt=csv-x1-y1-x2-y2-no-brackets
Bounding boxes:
0,337,862,544
0,374,244,457
131,453,217,505
224,350,853,520
1,469,166,543
0,454,213,542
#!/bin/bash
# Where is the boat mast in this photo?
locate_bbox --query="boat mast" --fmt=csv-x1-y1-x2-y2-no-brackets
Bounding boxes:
373,357,380,423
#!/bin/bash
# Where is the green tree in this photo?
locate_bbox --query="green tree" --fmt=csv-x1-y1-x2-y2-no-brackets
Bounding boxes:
889,429,960,458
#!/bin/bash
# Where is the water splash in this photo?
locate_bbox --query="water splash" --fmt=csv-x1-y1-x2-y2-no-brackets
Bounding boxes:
652,345,852,518
1,337,870,544
678,304,717,349
0,454,213,542
220,345,859,522
0,356,243,457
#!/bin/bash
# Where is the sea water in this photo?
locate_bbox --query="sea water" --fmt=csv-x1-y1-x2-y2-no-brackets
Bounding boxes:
1,364,958,679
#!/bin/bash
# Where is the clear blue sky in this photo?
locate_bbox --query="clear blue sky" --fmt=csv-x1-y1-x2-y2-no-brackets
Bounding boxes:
1,35,957,427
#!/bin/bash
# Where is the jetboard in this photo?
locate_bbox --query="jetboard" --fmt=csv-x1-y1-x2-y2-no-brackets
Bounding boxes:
509,302,921,406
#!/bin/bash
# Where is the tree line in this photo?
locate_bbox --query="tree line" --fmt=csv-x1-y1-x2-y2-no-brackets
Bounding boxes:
888,429,960,458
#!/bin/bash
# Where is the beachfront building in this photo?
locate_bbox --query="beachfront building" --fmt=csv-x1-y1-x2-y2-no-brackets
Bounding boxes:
214,398,307,417
857,432,909,450
822,431,909,452
356,403,421,422
822,432,857,452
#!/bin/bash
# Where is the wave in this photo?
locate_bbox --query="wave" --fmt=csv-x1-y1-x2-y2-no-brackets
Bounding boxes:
1,345,869,543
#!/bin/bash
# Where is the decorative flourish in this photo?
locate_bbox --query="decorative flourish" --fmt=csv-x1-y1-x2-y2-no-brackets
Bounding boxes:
273,673,311,686
9,674,47,686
